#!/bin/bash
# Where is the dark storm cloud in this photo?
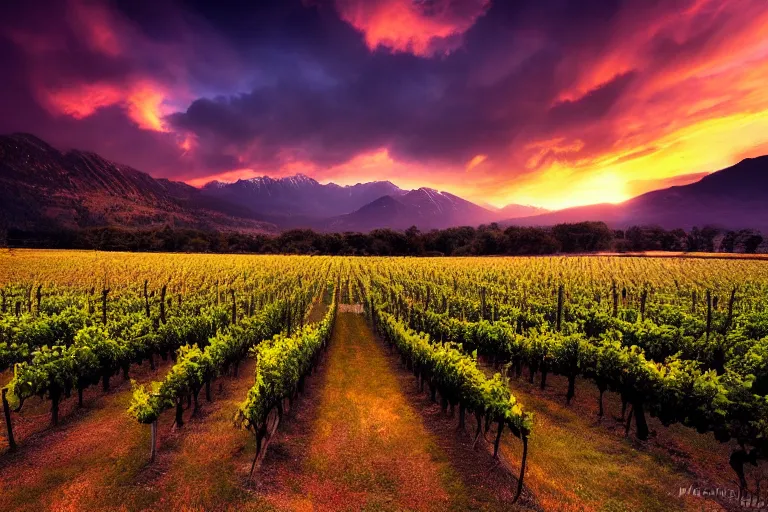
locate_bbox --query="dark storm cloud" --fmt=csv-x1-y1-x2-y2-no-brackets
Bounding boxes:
547,72,637,129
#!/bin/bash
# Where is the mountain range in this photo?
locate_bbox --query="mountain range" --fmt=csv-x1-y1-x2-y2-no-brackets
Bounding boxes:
201,174,541,230
0,133,766,235
0,133,543,233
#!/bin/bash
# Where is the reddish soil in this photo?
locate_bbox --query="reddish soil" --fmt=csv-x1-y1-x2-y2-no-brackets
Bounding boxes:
252,312,536,511
0,358,173,512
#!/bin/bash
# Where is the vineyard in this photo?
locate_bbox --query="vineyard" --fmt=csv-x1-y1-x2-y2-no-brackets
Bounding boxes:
1,250,768,511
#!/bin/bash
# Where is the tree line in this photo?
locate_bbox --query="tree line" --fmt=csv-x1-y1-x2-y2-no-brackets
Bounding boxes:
3,222,765,255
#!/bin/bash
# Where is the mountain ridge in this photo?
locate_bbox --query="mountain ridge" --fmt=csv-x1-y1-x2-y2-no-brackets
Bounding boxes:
506,155,768,231
0,133,277,234
1,133,766,235
323,188,499,231
200,173,409,219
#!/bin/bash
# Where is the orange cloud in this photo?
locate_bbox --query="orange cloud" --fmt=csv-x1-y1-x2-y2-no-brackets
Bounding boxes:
524,138,585,170
41,83,123,119
465,154,487,171
334,0,490,56
42,80,172,132
484,0,768,210
126,84,169,132
186,168,260,187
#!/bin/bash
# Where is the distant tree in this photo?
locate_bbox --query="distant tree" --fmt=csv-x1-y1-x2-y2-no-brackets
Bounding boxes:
425,226,475,255
473,224,505,254
687,226,720,252
744,233,763,254
504,226,560,254
343,232,370,255
404,226,426,255
0,214,7,248
552,222,614,252
624,225,686,252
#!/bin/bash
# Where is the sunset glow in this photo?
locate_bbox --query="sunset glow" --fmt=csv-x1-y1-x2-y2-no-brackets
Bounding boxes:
1,0,767,210
333,0,490,57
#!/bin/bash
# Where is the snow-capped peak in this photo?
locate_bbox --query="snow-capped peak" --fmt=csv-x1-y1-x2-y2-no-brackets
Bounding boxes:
280,173,318,187
202,180,228,190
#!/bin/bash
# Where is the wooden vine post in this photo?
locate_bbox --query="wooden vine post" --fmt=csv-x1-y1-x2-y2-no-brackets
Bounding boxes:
160,284,167,324
231,290,237,325
556,284,564,332
513,436,528,504
101,287,110,325
2,388,16,452
299,296,304,329
723,287,737,334
640,289,648,322
287,300,292,337
370,297,376,330
706,290,713,341
143,280,150,317
175,397,184,428
612,281,619,317
36,285,42,316
150,420,158,462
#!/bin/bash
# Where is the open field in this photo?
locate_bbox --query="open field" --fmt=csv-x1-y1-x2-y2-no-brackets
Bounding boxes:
2,250,768,511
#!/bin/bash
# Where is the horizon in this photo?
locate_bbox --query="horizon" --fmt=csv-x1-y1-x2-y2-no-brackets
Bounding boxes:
1,1,767,210
3,129,733,213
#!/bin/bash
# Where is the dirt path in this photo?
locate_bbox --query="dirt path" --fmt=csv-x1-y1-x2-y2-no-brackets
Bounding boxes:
253,312,529,511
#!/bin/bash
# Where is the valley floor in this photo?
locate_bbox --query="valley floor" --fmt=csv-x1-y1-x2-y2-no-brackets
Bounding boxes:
0,305,749,511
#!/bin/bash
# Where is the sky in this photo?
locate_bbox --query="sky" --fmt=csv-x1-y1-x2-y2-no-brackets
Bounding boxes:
1,0,768,210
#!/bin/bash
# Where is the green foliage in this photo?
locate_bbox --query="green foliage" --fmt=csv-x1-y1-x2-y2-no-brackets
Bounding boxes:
375,309,532,438
235,290,337,432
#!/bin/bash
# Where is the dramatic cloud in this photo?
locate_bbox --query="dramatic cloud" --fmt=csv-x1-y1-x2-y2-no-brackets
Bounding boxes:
1,0,768,209
332,0,490,56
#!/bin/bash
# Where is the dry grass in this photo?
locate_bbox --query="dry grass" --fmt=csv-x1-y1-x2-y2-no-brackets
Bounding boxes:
0,359,172,512
491,368,738,511
122,358,264,511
